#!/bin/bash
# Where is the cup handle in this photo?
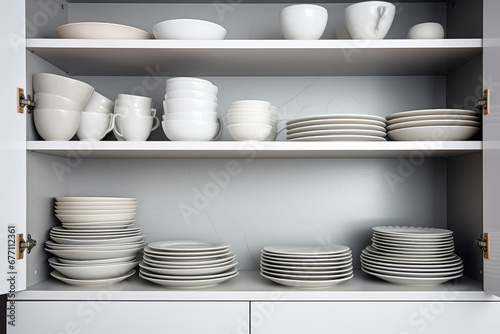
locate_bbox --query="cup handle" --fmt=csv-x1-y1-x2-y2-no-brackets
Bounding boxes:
104,114,116,135
375,6,389,33
113,114,124,137
151,116,160,132
151,108,156,118
211,116,224,141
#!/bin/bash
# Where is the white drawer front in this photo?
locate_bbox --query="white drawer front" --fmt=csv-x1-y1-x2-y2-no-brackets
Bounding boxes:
251,302,500,334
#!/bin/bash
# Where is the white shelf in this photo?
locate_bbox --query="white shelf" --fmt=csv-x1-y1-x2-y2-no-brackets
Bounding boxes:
26,39,482,76
15,270,497,302
26,141,482,159
67,0,445,3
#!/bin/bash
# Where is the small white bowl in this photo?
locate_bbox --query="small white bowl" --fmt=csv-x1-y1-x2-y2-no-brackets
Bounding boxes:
166,81,218,95
280,4,328,40
32,73,95,106
164,90,218,102
162,119,219,141
34,92,84,112
407,22,445,39
227,123,272,141
165,98,218,113
34,108,81,141
153,19,227,40
163,111,218,122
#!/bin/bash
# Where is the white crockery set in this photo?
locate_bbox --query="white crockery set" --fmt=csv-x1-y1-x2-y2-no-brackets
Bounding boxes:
113,94,159,141
33,73,95,141
227,100,278,141
46,197,145,287
162,77,222,141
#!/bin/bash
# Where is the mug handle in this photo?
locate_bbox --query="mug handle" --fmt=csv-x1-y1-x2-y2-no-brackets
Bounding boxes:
104,114,116,135
113,114,124,137
151,108,157,118
211,116,224,141
375,6,389,33
151,116,160,132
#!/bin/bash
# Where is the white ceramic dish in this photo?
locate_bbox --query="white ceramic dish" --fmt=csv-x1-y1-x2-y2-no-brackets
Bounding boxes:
386,119,480,131
162,119,220,141
143,249,231,261
50,269,135,287
365,245,454,258
360,256,463,272
61,222,134,229
143,254,235,268
56,22,153,39
362,267,462,286
286,123,385,135
50,235,144,245
148,240,230,252
144,254,236,267
51,226,141,234
54,208,137,215
261,264,353,276
344,1,396,40
55,204,138,211
140,261,237,276
261,257,352,269
45,247,143,260
139,270,238,288
371,237,455,248
34,108,81,141
55,212,136,223
371,241,455,252
58,256,136,265
153,19,226,40
361,263,463,278
373,226,453,237
407,22,445,39
386,114,480,125
287,114,386,125
261,272,353,288
33,73,95,106
55,201,138,207
286,129,386,140
140,267,237,280
279,4,328,40
34,92,84,111
385,109,479,121
361,249,462,266
263,245,350,256
289,134,386,142
363,246,459,261
261,251,352,262
388,125,480,141
287,119,386,130
50,260,139,279
371,233,454,243
261,267,353,280
55,197,136,202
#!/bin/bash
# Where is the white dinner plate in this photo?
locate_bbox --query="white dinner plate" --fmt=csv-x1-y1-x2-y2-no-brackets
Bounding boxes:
372,226,453,237
143,254,235,268
385,109,480,121
261,264,353,276
56,212,137,223
261,253,352,264
140,266,238,281
362,267,462,286
387,125,480,141
45,246,143,260
371,241,455,253
51,226,141,234
56,22,154,39
144,247,231,259
261,272,353,288
362,261,463,277
50,230,142,239
386,119,480,131
288,135,386,142
144,254,236,266
50,269,136,287
286,123,386,135
55,204,138,210
361,249,462,266
50,235,145,245
58,256,137,265
62,222,134,229
140,261,238,276
286,129,386,140
139,270,238,289
363,246,459,261
263,245,351,256
360,256,463,272
55,197,137,202
56,201,138,207
45,241,146,252
148,240,230,252
260,259,352,270
50,260,139,280
55,208,137,215
286,114,386,125
386,114,481,126
286,118,386,130
261,267,353,280
371,234,454,245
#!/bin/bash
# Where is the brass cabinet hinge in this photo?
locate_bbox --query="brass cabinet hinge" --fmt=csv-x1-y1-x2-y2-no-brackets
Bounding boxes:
16,234,37,260
476,233,490,259
476,89,490,115
17,88,36,114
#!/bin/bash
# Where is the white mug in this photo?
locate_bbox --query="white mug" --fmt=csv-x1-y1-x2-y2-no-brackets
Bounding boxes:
77,112,115,141
114,114,160,141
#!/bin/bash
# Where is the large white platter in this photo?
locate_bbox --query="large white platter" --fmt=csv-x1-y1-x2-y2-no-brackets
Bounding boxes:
362,267,463,286
50,269,135,287
139,261,238,276
261,272,353,288
388,125,480,141
56,22,154,39
139,270,238,288
148,240,230,252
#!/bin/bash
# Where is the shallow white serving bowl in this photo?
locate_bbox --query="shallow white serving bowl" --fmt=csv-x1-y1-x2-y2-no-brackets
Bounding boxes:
407,22,445,39
153,19,227,40
33,73,95,105
344,1,396,40
163,111,218,122
162,119,219,141
56,22,153,39
164,90,218,102
165,98,218,113
228,123,272,141
166,81,218,95
34,108,81,141
34,92,84,112
49,259,139,280
279,4,328,40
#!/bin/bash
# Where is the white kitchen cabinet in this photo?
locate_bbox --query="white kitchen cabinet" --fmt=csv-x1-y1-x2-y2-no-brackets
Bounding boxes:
2,0,500,333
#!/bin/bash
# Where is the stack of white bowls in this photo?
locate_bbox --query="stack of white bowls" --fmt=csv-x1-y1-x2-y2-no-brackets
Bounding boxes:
45,196,145,287
162,77,221,141
227,100,278,141
139,240,239,288
113,94,159,141
77,92,115,141
32,73,94,141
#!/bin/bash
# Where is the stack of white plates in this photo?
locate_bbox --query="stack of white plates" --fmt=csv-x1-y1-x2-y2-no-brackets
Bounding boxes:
285,114,387,141
361,226,464,286
46,197,145,286
139,240,239,288
386,109,481,141
260,245,354,288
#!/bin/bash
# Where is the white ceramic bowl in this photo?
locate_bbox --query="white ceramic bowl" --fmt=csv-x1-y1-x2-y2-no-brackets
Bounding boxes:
280,4,328,40
115,94,153,108
162,119,219,141
344,1,396,40
34,92,84,112
165,98,218,113
164,90,218,102
227,123,272,141
49,259,139,280
227,112,272,124
32,73,95,105
87,91,114,110
163,111,218,122
166,81,218,95
153,19,227,40
407,22,445,39
34,108,81,141
230,100,272,109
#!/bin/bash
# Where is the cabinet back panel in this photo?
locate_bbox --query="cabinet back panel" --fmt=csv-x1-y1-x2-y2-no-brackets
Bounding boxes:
64,158,447,270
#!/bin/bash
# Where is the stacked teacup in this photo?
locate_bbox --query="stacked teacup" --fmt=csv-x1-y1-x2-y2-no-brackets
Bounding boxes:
77,92,115,141
162,77,221,141
113,94,159,141
32,73,94,141
226,100,278,141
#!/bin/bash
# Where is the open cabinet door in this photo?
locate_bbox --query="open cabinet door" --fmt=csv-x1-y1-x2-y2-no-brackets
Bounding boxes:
0,2,27,293
483,0,500,296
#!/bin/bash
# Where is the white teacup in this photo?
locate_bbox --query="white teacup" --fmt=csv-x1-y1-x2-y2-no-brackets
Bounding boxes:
87,91,114,111
116,94,153,108
77,112,115,141
344,1,396,40
114,114,160,141
84,100,113,114
114,105,156,117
